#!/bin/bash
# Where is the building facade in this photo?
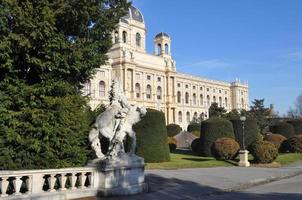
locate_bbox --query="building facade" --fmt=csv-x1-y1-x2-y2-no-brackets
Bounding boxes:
85,6,249,129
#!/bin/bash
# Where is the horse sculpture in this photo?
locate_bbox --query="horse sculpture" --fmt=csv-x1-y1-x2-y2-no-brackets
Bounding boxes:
89,79,147,159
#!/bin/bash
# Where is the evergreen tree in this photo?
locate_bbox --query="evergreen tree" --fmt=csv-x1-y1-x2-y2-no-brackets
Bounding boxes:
0,0,129,169
249,99,270,133
209,102,226,118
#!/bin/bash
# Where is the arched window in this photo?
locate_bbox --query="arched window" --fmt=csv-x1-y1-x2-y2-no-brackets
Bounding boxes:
193,112,198,120
178,111,182,123
136,33,141,47
146,85,152,99
193,93,197,105
207,95,210,106
186,112,190,123
157,86,162,100
177,91,181,103
185,92,189,104
114,31,119,43
99,81,106,97
219,97,222,107
122,31,127,43
157,43,162,55
83,81,91,96
213,96,216,103
225,97,228,108
135,83,141,98
200,94,204,106
165,43,169,54
201,112,205,120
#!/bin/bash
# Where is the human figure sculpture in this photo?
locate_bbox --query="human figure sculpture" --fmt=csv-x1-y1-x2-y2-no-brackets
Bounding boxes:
89,79,147,159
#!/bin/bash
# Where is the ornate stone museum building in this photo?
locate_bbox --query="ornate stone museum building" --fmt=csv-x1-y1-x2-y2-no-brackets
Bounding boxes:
84,6,249,129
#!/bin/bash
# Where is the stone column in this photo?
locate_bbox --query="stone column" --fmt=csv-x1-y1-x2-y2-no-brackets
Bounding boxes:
238,150,250,167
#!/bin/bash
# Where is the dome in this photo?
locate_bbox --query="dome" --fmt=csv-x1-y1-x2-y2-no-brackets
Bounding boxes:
122,6,144,23
155,32,170,38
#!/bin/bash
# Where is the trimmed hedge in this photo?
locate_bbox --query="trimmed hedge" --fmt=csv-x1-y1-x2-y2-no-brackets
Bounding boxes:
200,117,235,157
264,134,287,152
269,122,295,138
187,122,201,133
231,119,262,150
211,138,240,160
250,141,278,164
281,136,302,153
287,120,302,135
134,109,170,163
166,124,182,137
191,138,202,155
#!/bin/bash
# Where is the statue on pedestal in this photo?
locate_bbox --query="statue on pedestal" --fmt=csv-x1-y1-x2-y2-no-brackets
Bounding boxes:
89,79,147,160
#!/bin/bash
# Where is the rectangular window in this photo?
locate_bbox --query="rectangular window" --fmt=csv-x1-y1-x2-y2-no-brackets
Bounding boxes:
207,88,209,92
157,77,161,82
193,86,196,89
186,85,188,89
178,83,181,87
200,87,203,90
136,73,140,80
147,75,151,80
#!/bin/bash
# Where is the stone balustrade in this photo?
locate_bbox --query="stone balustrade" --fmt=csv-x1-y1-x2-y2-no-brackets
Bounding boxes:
0,167,97,200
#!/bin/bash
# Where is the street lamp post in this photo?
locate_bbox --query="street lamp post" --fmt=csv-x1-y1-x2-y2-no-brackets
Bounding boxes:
238,116,250,167
240,116,246,150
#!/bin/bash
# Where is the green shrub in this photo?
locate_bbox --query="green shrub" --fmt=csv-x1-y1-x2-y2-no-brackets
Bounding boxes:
168,137,177,152
134,109,170,163
287,120,302,135
250,141,278,164
200,117,235,156
231,119,262,150
191,138,202,155
187,122,201,133
281,136,302,153
166,124,182,137
269,122,295,138
264,134,286,152
211,138,240,160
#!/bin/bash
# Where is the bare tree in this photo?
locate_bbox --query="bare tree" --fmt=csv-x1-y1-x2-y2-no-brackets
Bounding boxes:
287,94,302,118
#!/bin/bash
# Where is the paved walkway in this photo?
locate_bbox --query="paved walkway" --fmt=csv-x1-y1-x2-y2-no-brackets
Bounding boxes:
102,161,302,200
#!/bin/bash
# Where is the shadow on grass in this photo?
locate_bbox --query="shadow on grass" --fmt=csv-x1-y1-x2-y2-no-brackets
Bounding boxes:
172,149,194,155
181,157,214,162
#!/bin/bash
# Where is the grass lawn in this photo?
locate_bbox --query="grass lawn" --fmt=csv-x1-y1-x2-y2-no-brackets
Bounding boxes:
145,151,233,170
275,153,302,165
145,150,302,170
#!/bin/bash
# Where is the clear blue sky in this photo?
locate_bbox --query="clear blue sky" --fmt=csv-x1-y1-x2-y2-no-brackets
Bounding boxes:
132,0,302,115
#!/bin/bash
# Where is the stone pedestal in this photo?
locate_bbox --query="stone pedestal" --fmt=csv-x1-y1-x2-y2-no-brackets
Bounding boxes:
238,150,250,167
89,154,148,197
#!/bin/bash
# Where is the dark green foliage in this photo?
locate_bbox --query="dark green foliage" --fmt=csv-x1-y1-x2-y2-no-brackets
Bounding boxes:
264,134,287,152
250,141,278,164
231,119,262,150
223,109,241,120
269,122,295,139
249,99,271,133
287,120,302,135
166,123,182,137
209,103,226,118
211,138,240,160
199,117,235,157
281,136,302,153
187,122,201,133
134,109,170,163
0,0,129,170
191,138,202,155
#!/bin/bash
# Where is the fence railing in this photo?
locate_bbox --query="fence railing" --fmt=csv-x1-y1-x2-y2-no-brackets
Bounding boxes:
0,167,96,199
